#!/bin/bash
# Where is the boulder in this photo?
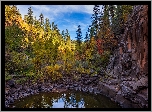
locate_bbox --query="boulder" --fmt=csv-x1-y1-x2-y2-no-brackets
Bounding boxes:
108,79,119,85
93,87,100,94
121,84,136,98
108,85,119,98
73,84,78,87
9,98,14,104
10,88,16,94
8,80,15,88
100,83,109,96
88,87,94,93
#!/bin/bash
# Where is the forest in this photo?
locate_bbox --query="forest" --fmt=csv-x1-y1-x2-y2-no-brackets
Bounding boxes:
5,5,133,84
6,4,150,109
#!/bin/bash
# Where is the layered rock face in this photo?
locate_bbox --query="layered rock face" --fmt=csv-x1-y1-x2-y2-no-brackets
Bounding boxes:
105,5,148,108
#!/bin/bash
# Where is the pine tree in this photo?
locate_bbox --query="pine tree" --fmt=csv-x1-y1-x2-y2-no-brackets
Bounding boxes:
84,31,89,42
27,7,33,25
51,22,55,30
61,30,65,39
45,18,51,32
110,5,133,36
75,25,83,46
91,5,101,39
65,29,70,40
39,13,44,28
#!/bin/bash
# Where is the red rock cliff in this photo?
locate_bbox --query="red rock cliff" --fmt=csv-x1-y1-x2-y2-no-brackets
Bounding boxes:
106,5,148,108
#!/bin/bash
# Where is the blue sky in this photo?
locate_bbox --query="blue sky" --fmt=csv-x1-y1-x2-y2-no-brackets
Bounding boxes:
16,5,97,40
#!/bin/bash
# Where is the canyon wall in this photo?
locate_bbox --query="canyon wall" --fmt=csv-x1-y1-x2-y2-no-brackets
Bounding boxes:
105,5,148,108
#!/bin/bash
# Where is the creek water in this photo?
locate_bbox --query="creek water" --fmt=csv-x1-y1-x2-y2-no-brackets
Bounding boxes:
9,90,121,108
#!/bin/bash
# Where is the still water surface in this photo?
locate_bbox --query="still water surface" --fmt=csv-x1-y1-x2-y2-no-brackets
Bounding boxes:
10,90,121,108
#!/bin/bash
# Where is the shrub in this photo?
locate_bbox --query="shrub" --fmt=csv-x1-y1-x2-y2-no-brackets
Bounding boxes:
42,64,62,81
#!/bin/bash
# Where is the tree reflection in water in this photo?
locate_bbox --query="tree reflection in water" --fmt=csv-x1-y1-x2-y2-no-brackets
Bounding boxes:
9,90,121,108
50,92,85,108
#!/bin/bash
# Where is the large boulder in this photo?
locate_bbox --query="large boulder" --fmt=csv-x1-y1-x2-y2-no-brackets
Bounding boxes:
7,80,15,88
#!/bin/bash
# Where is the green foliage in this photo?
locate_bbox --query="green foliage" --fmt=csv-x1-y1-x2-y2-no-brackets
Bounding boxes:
42,64,62,81
5,51,33,75
5,72,13,81
98,50,111,68
5,5,133,83
16,78,27,84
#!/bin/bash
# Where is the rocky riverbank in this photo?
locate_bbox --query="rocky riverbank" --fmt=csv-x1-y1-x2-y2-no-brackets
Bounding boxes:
5,71,147,108
5,74,105,108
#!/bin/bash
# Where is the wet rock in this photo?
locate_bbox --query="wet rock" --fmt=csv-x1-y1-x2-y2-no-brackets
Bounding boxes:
123,69,132,76
53,84,57,87
66,85,69,89
83,80,91,85
92,75,98,78
131,104,141,108
22,85,28,91
38,84,42,91
108,79,119,85
99,83,109,96
135,93,148,104
8,80,15,88
121,85,136,98
140,88,148,95
5,88,10,95
23,93,28,97
139,77,148,87
88,87,94,93
128,77,148,92
82,87,86,92
115,90,122,102
14,92,18,100
73,84,78,87
121,76,132,81
5,101,9,108
10,88,16,94
9,98,14,104
93,87,100,94
78,86,82,91
48,86,53,91
27,89,32,93
113,65,122,77
108,85,118,98
115,90,132,108
74,87,78,91
121,100,133,108
69,85,74,90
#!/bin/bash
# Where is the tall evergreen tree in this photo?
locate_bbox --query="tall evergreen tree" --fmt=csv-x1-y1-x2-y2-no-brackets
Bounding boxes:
27,7,33,25
39,13,44,28
75,25,83,46
44,18,51,32
91,5,101,39
84,31,89,42
110,5,133,36
61,30,65,39
65,29,70,39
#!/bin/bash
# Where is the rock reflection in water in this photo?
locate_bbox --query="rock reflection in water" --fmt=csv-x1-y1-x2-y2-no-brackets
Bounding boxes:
10,90,121,108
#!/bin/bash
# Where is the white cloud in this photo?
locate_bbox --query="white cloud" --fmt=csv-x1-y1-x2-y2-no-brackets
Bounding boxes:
50,5,94,16
31,5,50,12
16,5,94,40
17,5,54,21
17,5,94,21
83,5,94,14
23,5,94,17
